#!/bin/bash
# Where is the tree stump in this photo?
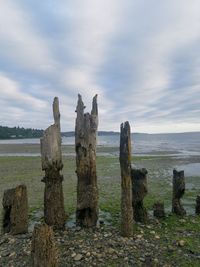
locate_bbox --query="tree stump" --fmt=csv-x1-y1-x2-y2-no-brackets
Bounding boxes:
195,195,200,215
31,223,58,267
172,169,186,216
119,121,133,237
2,184,28,235
131,168,148,223
75,94,99,227
153,201,165,219
40,97,65,229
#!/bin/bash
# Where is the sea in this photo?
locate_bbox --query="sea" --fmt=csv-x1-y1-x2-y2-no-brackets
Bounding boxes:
0,132,199,156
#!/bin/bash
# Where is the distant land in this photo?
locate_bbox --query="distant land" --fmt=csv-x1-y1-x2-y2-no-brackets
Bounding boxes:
0,125,199,139
0,125,121,139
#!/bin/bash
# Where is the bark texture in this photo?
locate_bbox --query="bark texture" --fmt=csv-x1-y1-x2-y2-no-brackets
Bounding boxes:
153,201,165,219
131,168,148,223
119,121,133,237
195,195,200,215
75,94,99,227
2,184,28,235
31,223,58,267
40,97,65,229
172,169,186,216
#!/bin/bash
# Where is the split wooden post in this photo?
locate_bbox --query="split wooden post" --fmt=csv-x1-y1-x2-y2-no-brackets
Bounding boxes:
31,223,58,267
40,97,65,229
131,168,148,223
75,94,99,227
119,121,133,237
172,169,186,216
2,184,28,235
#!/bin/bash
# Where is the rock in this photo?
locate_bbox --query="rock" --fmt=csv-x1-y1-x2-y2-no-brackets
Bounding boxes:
139,257,145,262
8,238,16,244
136,234,143,239
86,252,91,257
178,240,186,247
9,252,16,257
74,254,83,261
0,238,7,245
108,248,115,254
1,251,10,257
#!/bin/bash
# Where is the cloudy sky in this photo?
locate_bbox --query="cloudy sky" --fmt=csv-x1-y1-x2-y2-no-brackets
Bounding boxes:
0,0,200,133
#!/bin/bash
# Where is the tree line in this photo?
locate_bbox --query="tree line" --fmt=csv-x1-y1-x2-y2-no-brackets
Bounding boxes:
0,125,44,139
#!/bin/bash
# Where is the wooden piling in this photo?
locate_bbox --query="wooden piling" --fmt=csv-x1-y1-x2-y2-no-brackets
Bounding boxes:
119,121,133,237
75,94,99,227
40,97,65,229
2,184,28,235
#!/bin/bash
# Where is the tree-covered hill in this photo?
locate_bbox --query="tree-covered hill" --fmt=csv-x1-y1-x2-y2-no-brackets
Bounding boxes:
0,126,44,139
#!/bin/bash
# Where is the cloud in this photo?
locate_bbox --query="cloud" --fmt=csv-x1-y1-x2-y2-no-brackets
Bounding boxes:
0,0,199,132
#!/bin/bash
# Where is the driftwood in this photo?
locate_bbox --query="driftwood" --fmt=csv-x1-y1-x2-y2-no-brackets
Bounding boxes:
2,184,28,235
31,223,58,267
153,201,165,219
40,97,65,229
75,94,99,227
195,195,200,215
119,121,133,237
131,168,148,223
172,169,186,216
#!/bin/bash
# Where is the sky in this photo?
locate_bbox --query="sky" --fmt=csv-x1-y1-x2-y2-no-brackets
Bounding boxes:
0,0,200,133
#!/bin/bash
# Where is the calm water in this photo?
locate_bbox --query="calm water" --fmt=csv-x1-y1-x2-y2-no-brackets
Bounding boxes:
0,132,199,156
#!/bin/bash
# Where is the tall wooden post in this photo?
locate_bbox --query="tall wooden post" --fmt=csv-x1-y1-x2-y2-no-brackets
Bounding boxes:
40,97,65,229
119,121,133,237
75,94,99,227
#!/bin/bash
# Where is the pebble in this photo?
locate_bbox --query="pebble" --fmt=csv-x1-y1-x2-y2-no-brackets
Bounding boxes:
1,251,10,257
108,248,115,254
178,240,186,247
9,252,16,257
74,254,83,261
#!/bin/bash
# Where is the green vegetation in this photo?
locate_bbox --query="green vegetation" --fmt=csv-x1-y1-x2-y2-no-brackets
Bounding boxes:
0,153,200,266
0,125,43,139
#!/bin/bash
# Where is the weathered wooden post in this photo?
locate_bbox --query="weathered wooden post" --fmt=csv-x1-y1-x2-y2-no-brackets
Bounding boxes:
40,97,65,229
2,184,28,235
195,195,200,215
75,94,99,227
119,121,133,237
31,223,58,267
153,201,165,219
172,169,186,216
131,168,148,223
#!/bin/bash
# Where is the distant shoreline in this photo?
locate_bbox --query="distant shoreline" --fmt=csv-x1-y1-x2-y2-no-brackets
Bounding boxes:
1,124,200,140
